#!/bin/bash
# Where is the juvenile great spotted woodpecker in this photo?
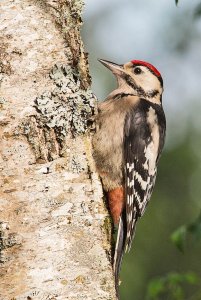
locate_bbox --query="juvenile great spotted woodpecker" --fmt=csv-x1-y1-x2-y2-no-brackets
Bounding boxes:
92,59,166,298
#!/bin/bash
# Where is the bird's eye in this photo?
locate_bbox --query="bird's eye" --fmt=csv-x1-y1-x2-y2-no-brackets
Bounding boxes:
134,67,142,75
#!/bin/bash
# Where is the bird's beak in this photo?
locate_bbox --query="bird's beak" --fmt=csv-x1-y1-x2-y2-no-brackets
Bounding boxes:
98,59,123,76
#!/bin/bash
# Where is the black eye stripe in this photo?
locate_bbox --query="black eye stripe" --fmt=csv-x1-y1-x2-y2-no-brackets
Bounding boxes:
134,67,142,75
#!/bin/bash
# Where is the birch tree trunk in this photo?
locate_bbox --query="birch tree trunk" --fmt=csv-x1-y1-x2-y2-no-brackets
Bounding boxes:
0,1,116,299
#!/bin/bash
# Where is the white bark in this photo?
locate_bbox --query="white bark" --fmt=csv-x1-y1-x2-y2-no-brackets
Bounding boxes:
0,1,116,299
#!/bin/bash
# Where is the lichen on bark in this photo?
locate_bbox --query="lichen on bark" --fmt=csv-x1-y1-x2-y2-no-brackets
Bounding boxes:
21,63,96,162
44,0,91,89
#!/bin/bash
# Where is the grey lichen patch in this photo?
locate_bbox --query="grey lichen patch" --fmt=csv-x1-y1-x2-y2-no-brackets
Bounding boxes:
69,154,88,173
0,97,6,105
71,0,84,18
52,63,95,133
21,63,96,162
0,41,12,88
0,42,12,77
0,222,21,263
36,63,96,136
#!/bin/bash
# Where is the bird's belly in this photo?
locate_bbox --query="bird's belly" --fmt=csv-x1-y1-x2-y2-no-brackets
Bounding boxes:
92,121,124,190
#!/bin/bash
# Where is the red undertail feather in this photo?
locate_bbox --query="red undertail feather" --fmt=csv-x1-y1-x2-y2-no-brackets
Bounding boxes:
108,187,124,225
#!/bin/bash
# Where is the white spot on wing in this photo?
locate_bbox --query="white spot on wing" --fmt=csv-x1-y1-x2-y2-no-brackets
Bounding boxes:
134,172,147,190
145,107,160,175
128,213,133,223
127,162,134,173
129,179,134,188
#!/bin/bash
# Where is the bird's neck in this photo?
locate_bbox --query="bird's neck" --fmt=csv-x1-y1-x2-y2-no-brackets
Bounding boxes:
108,79,162,105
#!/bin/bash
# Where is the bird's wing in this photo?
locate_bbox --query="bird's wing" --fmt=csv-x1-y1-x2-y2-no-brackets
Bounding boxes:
124,99,166,252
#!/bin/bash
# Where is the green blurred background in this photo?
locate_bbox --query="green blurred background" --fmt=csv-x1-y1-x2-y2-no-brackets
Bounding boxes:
82,1,201,299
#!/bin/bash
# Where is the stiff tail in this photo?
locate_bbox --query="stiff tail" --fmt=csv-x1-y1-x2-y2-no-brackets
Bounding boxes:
113,211,126,299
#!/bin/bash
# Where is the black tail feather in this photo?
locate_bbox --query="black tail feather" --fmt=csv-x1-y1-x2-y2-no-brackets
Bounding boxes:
113,210,126,299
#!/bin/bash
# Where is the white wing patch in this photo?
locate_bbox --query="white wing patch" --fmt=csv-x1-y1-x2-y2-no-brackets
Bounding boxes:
145,106,160,174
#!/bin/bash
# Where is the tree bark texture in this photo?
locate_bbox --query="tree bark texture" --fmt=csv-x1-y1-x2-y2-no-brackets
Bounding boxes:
0,1,116,299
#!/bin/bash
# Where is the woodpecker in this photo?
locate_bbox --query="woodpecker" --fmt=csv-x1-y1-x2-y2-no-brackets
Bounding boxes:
92,58,166,298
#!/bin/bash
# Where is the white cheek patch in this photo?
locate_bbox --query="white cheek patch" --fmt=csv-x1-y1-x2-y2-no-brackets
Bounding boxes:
133,66,162,102
140,73,160,91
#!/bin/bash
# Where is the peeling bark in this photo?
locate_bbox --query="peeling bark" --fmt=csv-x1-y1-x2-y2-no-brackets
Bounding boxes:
0,1,116,299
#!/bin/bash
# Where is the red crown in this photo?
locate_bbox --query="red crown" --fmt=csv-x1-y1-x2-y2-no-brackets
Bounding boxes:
131,60,161,78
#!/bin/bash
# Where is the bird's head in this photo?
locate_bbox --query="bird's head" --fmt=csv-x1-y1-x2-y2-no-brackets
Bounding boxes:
99,59,163,103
